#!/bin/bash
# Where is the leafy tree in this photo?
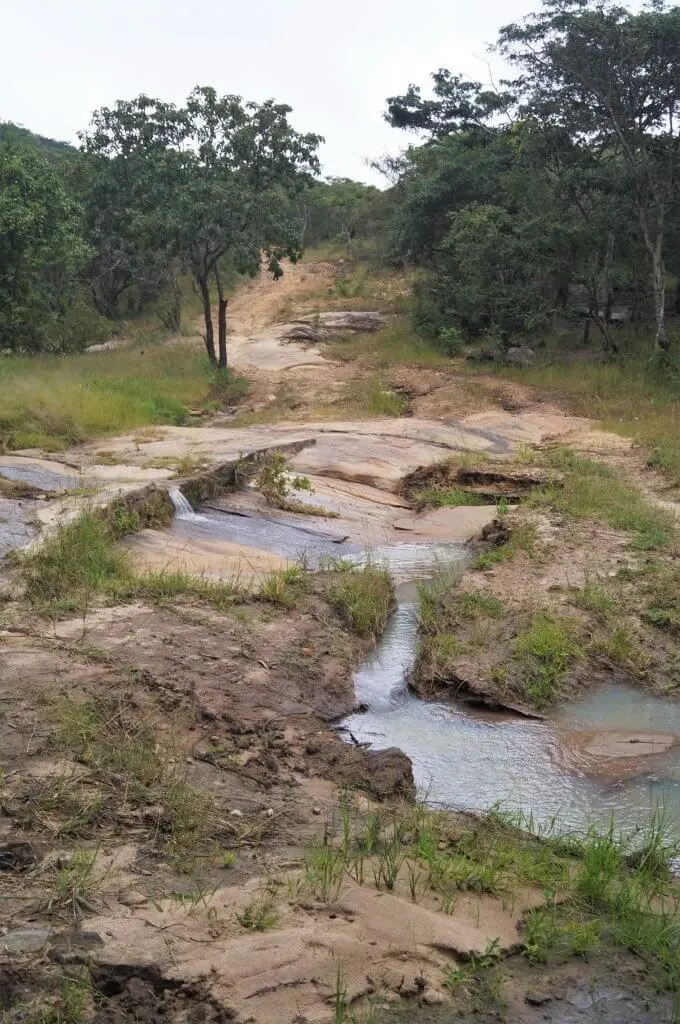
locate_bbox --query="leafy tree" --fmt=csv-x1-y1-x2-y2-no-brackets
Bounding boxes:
384,2,680,353
77,147,176,319
299,177,385,253
499,0,680,351
82,88,322,367
386,69,514,136
0,130,91,352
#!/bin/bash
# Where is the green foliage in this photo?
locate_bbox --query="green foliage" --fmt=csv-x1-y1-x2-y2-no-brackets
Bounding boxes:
0,129,96,353
22,509,248,618
534,448,673,549
416,577,505,684
116,569,244,610
82,88,321,368
302,842,346,901
255,452,314,509
575,823,623,908
1,88,320,360
364,382,409,417
641,564,680,636
258,564,309,607
22,513,130,616
300,177,390,252
236,894,279,931
443,938,503,992
439,202,553,340
112,506,141,536
55,696,217,868
513,613,582,707
0,345,238,451
418,580,504,634
51,850,99,921
327,563,394,639
413,486,487,508
500,352,680,489
385,1,680,352
15,967,94,1024
473,522,538,570
570,579,618,619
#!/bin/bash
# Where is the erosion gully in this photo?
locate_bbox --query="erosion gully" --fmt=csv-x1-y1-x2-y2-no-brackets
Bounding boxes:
168,488,680,840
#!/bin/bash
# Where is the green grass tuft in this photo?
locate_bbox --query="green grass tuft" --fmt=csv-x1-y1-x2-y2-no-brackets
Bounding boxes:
473,522,538,570
569,579,618,619
414,486,488,508
326,563,394,639
22,513,130,616
115,569,244,611
533,448,673,549
641,564,680,636
513,613,582,708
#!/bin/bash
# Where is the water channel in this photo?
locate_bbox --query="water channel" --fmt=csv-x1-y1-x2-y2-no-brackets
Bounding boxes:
164,487,680,839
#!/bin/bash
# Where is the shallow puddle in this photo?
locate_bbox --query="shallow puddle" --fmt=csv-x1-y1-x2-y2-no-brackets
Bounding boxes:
0,460,78,492
343,611,680,835
0,501,37,560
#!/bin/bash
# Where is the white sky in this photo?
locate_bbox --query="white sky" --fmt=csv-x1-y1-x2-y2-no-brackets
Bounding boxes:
2,0,538,183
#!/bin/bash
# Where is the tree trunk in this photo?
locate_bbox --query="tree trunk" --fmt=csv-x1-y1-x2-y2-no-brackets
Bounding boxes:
157,278,182,333
197,275,216,365
555,279,569,310
640,210,669,351
582,314,591,346
652,247,669,351
594,314,618,355
215,266,228,370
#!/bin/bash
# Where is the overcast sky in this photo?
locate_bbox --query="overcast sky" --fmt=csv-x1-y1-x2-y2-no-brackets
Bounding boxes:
2,0,538,183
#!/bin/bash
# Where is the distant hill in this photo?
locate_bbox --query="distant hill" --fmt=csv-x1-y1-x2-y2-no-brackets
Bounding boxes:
0,122,77,161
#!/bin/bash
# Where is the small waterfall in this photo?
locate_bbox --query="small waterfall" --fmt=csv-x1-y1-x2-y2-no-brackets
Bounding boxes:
169,487,198,519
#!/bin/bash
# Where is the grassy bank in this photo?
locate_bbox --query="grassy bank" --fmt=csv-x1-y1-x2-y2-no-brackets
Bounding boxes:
490,335,680,484
0,341,247,452
326,313,680,489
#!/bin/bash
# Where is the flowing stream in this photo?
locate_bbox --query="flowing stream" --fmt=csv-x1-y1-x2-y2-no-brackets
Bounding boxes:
169,486,680,836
